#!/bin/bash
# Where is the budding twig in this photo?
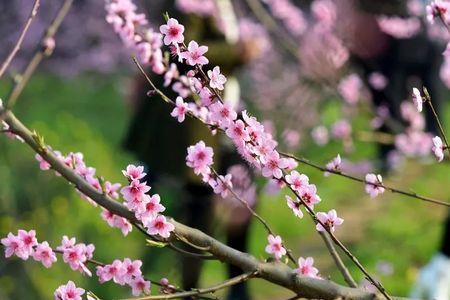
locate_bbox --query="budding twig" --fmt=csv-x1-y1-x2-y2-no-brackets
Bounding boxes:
423,87,450,155
0,0,40,79
6,0,73,110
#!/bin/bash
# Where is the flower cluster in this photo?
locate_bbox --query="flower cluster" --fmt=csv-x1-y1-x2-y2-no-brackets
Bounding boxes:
57,236,95,276
105,0,165,74
2,230,152,297
96,258,150,296
34,150,133,236
121,164,174,238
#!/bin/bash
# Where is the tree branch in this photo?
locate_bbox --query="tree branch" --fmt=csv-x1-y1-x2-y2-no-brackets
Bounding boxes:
1,109,408,300
0,0,40,79
121,271,257,300
5,0,73,110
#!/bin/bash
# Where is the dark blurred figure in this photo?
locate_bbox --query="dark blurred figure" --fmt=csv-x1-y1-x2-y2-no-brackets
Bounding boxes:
124,2,255,299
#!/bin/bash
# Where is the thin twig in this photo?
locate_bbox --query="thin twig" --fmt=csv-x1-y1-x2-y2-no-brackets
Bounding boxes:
121,271,258,300
281,175,391,300
0,0,40,79
319,232,357,288
280,152,450,207
423,87,450,155
211,168,297,265
5,0,73,109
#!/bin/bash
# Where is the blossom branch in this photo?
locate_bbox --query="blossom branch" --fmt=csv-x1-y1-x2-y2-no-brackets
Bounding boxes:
121,271,258,300
1,109,407,300
281,177,391,300
5,0,73,110
133,58,385,295
280,152,450,207
0,0,40,80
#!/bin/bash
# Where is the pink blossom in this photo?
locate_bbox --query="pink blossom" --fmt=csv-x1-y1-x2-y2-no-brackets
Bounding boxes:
170,97,189,123
365,173,385,198
368,72,388,90
209,102,237,128
226,120,250,142
311,126,329,146
316,209,344,232
412,87,423,112
130,276,151,296
96,259,125,284
33,241,57,268
324,154,341,177
285,171,309,192
295,257,319,278
311,0,336,27
432,136,445,162
136,194,166,223
180,41,209,66
265,234,286,260
164,63,179,87
121,258,143,284
122,164,146,181
212,174,233,197
35,154,51,170
207,66,227,90
57,236,76,251
282,129,300,148
101,209,132,236
121,179,151,205
1,232,28,259
261,151,289,179
159,18,185,45
105,181,121,199
54,281,85,300
338,74,362,105
331,120,352,140
377,16,421,39
18,229,38,255
286,195,303,218
426,1,450,24
186,141,214,175
298,184,321,209
146,215,175,238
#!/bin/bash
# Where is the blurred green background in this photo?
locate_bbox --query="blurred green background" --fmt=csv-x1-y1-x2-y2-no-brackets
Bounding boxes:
0,73,449,299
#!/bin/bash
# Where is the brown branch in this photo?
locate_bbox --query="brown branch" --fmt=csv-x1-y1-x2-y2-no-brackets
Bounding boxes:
280,152,450,207
318,231,357,288
5,0,73,110
0,0,40,79
2,109,407,300
121,271,257,300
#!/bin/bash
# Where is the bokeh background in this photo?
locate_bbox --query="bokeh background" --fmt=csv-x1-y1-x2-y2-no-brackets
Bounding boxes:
1,0,450,299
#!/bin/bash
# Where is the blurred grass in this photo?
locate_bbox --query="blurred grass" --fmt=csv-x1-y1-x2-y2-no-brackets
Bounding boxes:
0,73,449,299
